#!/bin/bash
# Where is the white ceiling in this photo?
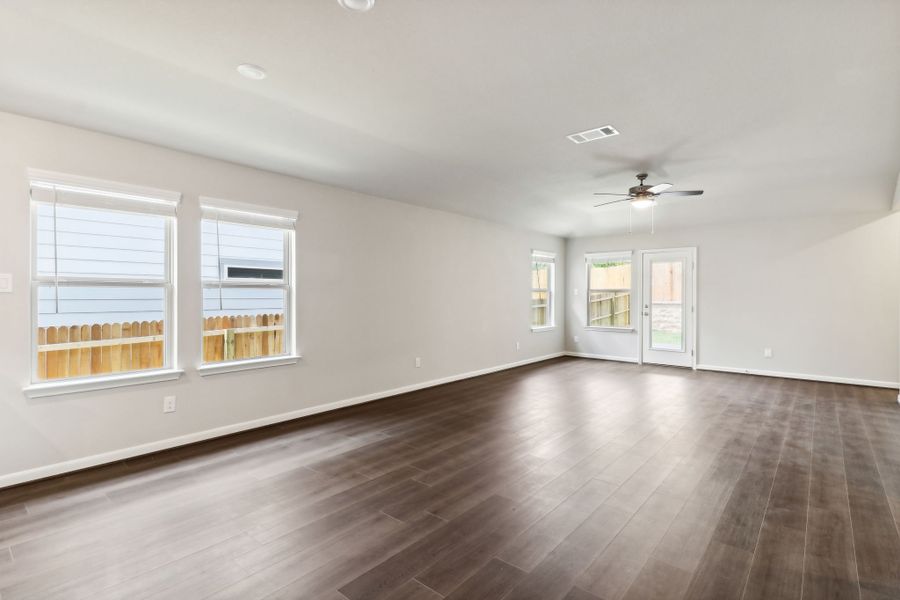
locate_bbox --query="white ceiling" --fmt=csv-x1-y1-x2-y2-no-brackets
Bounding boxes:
0,0,898,237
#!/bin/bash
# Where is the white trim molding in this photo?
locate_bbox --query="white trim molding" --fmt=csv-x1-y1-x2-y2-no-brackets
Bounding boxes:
197,355,301,376
27,168,182,206
24,369,184,399
696,364,899,389
566,351,640,364
2,352,564,489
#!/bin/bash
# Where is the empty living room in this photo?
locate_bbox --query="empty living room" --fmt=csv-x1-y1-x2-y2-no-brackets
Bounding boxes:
1,1,900,599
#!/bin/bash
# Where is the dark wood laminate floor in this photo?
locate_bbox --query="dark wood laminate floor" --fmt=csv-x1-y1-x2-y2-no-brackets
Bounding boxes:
2,357,900,600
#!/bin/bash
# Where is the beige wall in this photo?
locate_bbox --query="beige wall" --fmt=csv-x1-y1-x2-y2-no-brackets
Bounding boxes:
0,112,565,484
567,212,900,386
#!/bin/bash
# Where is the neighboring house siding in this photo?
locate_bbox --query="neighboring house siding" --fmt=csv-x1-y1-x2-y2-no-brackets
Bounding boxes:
201,220,285,318
36,204,166,327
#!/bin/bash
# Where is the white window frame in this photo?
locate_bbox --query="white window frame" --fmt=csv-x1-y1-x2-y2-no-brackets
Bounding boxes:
585,250,634,332
197,197,299,375
24,169,182,398
531,250,556,331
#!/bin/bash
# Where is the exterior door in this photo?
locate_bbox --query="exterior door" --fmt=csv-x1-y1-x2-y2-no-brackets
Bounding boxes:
641,249,695,367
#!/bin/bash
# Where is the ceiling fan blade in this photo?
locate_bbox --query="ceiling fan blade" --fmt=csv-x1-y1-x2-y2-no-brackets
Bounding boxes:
594,198,632,208
646,183,673,194
592,192,630,197
659,190,704,196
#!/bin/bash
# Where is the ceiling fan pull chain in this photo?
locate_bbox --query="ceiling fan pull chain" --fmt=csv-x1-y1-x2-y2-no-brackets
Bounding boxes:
651,205,655,235
628,205,632,234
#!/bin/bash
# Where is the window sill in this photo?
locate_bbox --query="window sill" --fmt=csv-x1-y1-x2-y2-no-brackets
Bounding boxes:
197,355,301,376
24,368,184,399
585,326,636,333
531,326,556,333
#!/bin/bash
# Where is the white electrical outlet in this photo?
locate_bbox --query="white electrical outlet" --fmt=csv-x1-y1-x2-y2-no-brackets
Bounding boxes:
763,348,773,358
0,273,11,293
415,357,422,368
573,335,580,343
515,341,520,351
163,396,176,413
574,288,578,296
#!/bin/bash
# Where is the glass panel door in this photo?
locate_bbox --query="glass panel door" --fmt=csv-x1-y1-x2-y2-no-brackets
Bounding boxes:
641,249,695,367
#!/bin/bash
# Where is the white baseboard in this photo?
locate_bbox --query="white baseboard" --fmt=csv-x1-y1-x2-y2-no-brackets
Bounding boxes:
0,352,565,489
695,363,899,389
565,351,639,364
564,353,899,389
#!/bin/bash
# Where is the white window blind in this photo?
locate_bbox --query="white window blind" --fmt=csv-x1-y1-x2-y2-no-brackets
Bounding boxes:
200,197,297,229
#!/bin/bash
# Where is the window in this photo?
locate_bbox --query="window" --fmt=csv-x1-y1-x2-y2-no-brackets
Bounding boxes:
200,198,296,365
586,251,632,329
29,171,179,384
531,251,555,329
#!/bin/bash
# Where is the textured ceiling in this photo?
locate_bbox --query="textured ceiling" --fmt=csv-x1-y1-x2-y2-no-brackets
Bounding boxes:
0,0,898,236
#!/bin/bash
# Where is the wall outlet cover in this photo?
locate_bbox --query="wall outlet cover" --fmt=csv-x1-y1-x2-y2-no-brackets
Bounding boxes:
0,273,11,293
163,396,176,413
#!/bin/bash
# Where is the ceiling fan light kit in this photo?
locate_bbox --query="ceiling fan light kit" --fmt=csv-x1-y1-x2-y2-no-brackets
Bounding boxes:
629,197,657,210
338,0,375,11
593,172,704,233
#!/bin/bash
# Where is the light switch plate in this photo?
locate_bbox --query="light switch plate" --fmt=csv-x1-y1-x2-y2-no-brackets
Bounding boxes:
0,273,11,293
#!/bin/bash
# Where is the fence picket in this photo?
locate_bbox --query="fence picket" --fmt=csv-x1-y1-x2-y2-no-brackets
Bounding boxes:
110,323,122,373
80,325,91,374
140,322,151,370
213,317,223,362
274,314,283,354
69,325,81,378
120,322,131,372
130,321,142,370
254,315,261,356
90,325,102,374
100,324,112,373
57,326,70,379
46,327,59,379
37,328,47,380
225,329,235,360
152,321,164,368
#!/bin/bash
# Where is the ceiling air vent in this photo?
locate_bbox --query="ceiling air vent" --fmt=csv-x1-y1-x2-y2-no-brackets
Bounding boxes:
567,125,619,144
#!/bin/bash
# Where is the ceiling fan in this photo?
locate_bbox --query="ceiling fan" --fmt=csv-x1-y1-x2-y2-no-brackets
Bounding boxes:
594,173,703,209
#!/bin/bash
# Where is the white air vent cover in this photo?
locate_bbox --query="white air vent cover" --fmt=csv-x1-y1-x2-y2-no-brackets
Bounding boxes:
567,125,619,144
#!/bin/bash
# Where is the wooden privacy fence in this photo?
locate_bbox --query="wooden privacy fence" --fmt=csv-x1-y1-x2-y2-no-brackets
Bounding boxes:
589,292,631,327
202,314,284,363
37,321,164,380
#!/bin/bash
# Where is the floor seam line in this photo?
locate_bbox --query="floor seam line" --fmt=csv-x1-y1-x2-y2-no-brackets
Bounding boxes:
835,387,864,600
798,388,816,600
412,577,446,597
738,392,797,600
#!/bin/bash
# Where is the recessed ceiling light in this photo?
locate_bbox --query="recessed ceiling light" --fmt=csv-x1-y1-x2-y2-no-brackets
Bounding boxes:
338,0,375,11
567,125,619,144
236,63,267,80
